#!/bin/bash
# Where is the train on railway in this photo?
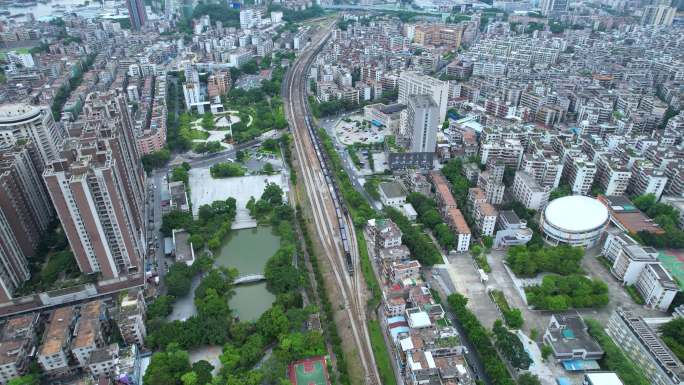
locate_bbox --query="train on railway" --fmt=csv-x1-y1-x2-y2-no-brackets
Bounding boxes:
301,91,354,275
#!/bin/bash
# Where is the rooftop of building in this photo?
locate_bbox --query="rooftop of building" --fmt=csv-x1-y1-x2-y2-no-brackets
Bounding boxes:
447,207,470,234
379,181,408,199
173,229,195,265
646,263,679,290
544,195,609,233
584,372,624,385
0,103,43,123
408,94,438,109
0,338,29,365
599,195,666,235
0,313,38,341
614,309,684,381
546,311,604,357
39,306,74,357
72,318,99,349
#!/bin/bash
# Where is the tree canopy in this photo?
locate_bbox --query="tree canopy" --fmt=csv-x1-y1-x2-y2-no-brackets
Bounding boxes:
506,244,584,277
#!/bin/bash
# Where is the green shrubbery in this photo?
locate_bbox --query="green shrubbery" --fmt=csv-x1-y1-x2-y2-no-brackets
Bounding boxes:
407,192,456,250
384,207,442,266
506,244,584,277
526,275,608,310
209,162,246,178
660,318,684,362
492,320,531,370
632,194,684,248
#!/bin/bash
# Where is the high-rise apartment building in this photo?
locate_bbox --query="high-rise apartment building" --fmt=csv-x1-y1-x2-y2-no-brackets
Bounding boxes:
0,143,55,302
0,104,66,167
641,5,676,26
126,0,147,30
540,0,569,16
43,92,145,281
398,71,449,123
43,140,144,280
407,95,438,154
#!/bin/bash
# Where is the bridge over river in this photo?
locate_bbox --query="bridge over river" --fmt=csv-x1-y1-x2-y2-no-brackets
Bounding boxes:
234,274,266,285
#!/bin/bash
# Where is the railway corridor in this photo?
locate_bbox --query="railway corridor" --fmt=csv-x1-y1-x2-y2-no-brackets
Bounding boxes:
283,19,381,385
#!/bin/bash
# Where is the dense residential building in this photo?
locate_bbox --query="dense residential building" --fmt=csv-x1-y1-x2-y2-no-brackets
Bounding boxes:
379,181,408,208
71,301,106,368
512,171,550,211
607,309,684,385
37,306,76,375
0,313,38,384
564,157,597,196
629,161,668,200
477,162,505,205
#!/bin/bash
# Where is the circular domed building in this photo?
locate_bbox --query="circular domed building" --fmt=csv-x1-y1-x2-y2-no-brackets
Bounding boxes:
541,195,609,247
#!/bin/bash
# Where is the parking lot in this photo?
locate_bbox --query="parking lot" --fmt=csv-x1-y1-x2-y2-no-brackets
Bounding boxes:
334,114,388,145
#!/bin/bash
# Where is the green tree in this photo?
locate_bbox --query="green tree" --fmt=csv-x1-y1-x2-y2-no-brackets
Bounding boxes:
147,295,175,320
210,162,245,178
8,375,40,385
493,320,531,369
191,360,214,385
257,305,289,342
161,210,193,236
180,372,198,385
201,112,215,130
482,235,493,250
165,263,194,297
262,163,275,174
143,344,192,385
660,318,684,362
141,148,171,173
518,373,542,385
261,182,284,206
171,165,190,185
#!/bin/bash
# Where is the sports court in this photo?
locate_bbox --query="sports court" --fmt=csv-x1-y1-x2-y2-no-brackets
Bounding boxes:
659,250,684,286
288,356,329,385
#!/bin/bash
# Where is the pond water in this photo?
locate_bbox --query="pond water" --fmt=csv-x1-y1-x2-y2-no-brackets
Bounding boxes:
215,226,280,321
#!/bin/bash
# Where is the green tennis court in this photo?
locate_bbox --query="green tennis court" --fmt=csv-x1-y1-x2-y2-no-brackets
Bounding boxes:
659,250,684,287
288,356,329,385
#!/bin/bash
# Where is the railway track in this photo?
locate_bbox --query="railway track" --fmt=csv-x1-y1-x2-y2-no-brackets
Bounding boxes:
283,19,380,385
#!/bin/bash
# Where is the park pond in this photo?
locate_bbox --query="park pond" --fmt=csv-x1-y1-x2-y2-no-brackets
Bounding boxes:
168,226,280,322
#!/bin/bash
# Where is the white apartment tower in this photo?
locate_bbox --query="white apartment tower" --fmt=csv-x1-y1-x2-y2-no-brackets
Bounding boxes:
407,95,439,154
0,104,66,166
398,71,449,123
